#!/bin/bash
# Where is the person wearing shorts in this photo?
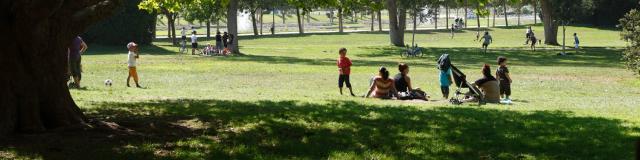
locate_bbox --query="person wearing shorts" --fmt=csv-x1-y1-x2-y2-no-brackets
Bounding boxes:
481,31,493,53
337,48,355,96
215,31,223,54
496,56,512,101
191,31,200,55
68,36,87,88
127,42,141,88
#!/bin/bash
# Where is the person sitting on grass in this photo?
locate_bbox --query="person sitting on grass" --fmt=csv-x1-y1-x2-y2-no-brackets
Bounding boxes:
481,31,493,53
126,42,142,88
365,67,399,99
337,48,355,96
496,56,513,101
464,64,500,103
394,63,428,100
204,43,215,55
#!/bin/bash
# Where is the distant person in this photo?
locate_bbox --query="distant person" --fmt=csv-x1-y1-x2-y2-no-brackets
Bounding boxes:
222,32,229,48
481,31,493,53
204,43,215,55
464,64,500,103
191,31,201,55
126,42,142,88
475,31,480,41
181,27,187,53
336,48,355,96
450,24,455,39
215,31,223,54
270,25,275,35
574,33,580,52
394,63,427,100
496,56,512,101
437,54,453,99
530,34,538,51
365,67,398,99
68,36,88,88
525,26,532,44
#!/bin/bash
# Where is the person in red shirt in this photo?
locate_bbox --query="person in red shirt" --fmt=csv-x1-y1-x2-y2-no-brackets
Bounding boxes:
337,48,355,96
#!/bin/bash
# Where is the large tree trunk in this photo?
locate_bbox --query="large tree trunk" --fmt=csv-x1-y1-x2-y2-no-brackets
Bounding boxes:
435,7,439,29
503,1,508,27
378,10,383,31
387,0,405,46
412,9,417,47
476,7,481,30
493,7,496,27
338,8,344,33
251,9,258,36
296,7,304,34
227,0,240,54
170,14,178,45
165,13,171,40
517,7,521,26
541,0,558,45
0,0,120,136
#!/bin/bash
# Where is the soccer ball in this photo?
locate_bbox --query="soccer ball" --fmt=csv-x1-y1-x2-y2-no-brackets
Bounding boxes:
104,79,113,86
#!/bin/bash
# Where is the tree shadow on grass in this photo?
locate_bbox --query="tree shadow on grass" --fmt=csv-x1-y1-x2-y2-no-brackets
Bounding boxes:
2,99,638,159
84,43,176,55
357,46,624,68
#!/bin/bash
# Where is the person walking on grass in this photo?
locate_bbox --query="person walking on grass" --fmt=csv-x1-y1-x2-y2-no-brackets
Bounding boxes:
450,24,455,39
126,42,142,88
481,31,493,53
530,34,538,51
68,36,88,88
496,56,512,102
337,48,355,96
525,26,532,45
574,33,580,53
191,31,201,55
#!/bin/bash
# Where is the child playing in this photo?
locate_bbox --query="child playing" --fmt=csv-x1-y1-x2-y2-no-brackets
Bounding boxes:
438,54,453,99
481,31,493,53
337,48,355,96
496,56,512,101
191,31,201,55
127,42,142,88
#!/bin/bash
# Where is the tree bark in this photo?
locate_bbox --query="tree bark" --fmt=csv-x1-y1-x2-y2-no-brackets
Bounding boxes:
338,8,344,33
541,0,558,45
476,7,481,30
251,9,258,36
206,20,211,38
259,9,264,35
386,0,405,46
227,0,240,54
166,13,171,40
493,7,496,27
435,7,439,29
296,7,304,34
446,4,449,29
503,1,508,27
0,0,120,136
378,10,383,31
412,9,417,47
533,0,537,24
170,14,178,45
371,9,375,31
464,0,468,28
517,7,521,26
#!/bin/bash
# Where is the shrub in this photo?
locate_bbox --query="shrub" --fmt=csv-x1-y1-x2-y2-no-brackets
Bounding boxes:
83,0,156,45
620,9,640,75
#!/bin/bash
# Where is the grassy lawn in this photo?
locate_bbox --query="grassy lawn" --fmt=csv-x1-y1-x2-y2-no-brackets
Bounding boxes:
2,25,639,159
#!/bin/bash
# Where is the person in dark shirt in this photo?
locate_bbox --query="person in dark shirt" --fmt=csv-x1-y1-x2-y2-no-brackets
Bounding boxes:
68,36,87,88
222,32,229,48
496,56,512,101
394,63,427,100
215,31,222,54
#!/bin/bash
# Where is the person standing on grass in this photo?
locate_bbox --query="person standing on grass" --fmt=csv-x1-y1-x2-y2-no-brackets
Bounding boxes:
215,31,222,54
574,33,580,52
438,54,453,100
450,24,455,39
481,31,493,53
68,36,88,88
530,34,538,51
222,32,229,48
180,27,187,54
191,31,200,55
337,48,355,96
126,42,142,88
496,56,512,101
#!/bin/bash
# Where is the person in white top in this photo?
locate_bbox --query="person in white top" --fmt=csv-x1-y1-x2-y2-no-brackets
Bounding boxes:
191,31,201,55
180,27,187,53
127,42,141,88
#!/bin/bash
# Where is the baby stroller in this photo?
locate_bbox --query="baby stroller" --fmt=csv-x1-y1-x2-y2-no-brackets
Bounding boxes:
437,54,484,105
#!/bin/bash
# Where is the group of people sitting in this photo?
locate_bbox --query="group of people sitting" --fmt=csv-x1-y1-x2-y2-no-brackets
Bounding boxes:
337,47,512,104
181,27,234,56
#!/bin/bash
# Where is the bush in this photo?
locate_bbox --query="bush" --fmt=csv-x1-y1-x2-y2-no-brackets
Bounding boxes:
83,0,156,45
620,9,640,75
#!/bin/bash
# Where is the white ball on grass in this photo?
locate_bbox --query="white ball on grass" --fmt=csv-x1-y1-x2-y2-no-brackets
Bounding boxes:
104,79,113,86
